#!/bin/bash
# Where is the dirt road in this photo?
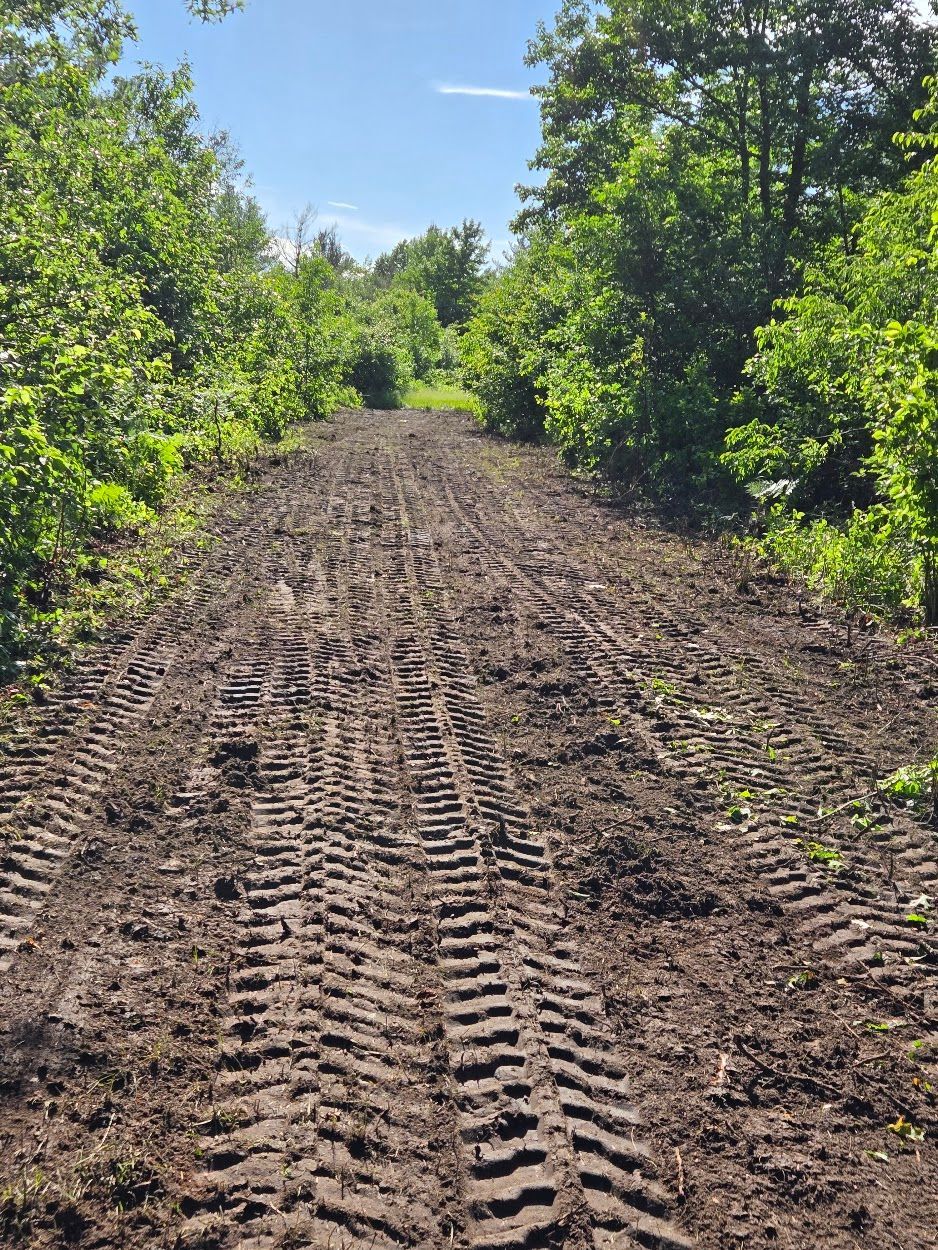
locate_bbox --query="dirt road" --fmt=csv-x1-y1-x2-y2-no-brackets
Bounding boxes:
1,410,936,1250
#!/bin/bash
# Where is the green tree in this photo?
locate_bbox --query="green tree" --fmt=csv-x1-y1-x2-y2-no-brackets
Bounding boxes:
1,0,244,78
461,237,566,440
522,0,935,300
725,80,938,621
465,0,936,510
374,220,490,327
375,285,443,379
0,0,356,671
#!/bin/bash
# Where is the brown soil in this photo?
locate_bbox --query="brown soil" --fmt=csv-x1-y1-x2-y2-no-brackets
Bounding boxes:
0,409,935,1250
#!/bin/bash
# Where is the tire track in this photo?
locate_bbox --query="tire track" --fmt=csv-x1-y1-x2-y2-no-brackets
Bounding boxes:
385,454,688,1250
0,642,179,972
429,465,936,1000
509,475,938,917
184,505,450,1247
2,410,934,1250
0,489,287,975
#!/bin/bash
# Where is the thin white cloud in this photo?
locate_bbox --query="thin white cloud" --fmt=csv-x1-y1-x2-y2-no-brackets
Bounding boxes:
325,213,409,253
435,83,532,101
328,200,359,211
268,213,409,264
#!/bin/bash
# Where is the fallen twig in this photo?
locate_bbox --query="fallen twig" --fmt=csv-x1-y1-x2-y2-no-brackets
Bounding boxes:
674,1146,686,1201
735,1037,843,1100
803,791,878,824
855,1050,891,1067
595,813,635,840
707,1051,730,1096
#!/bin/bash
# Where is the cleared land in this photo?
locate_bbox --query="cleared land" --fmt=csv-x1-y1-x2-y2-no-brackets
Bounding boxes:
0,409,935,1250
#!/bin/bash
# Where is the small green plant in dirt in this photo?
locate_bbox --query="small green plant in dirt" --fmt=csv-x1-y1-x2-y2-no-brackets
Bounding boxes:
720,534,763,593
897,628,928,646
887,1115,925,1145
796,839,843,869
107,1155,149,1212
786,968,819,991
850,799,883,832
648,676,678,698
0,1168,47,1235
196,1106,237,1135
721,784,756,823
693,705,732,724
878,760,938,815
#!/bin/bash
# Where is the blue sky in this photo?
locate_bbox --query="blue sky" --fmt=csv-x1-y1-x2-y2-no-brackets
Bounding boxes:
122,0,554,261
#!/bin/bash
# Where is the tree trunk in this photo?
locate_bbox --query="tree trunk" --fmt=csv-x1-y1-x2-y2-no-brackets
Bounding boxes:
757,72,774,288
837,185,850,258
753,1,776,288
925,547,938,628
782,63,815,242
738,83,751,212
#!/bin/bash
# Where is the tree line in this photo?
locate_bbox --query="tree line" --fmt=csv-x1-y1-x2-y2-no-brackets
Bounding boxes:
461,0,938,623
0,0,488,676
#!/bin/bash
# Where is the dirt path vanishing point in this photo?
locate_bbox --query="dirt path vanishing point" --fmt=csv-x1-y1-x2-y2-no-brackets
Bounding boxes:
1,409,936,1250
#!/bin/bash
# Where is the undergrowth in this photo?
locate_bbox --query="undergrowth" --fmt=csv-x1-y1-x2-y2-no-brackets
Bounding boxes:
746,504,922,621
0,435,290,703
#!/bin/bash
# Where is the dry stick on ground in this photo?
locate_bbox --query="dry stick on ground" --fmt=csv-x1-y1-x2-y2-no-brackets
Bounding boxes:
673,1147,686,1202
594,813,637,840
802,790,879,824
839,966,933,1020
710,1052,730,1093
734,1037,843,1100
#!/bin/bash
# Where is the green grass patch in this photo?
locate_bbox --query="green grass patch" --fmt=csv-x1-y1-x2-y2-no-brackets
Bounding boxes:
404,382,476,411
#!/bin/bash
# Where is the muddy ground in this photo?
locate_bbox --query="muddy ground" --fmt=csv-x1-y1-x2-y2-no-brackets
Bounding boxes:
0,408,936,1250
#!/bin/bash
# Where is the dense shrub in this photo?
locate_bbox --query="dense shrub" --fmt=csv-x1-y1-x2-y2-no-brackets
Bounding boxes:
0,2,361,669
726,84,938,621
348,327,412,409
462,0,937,619
756,506,920,618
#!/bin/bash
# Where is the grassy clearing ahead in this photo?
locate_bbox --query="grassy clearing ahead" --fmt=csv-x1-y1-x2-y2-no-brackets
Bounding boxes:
404,382,477,411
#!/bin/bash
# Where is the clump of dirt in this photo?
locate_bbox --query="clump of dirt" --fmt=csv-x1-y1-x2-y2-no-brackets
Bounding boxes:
209,736,259,789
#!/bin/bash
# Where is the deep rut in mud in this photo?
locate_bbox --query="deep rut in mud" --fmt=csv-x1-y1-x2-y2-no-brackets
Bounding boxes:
1,410,935,1250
